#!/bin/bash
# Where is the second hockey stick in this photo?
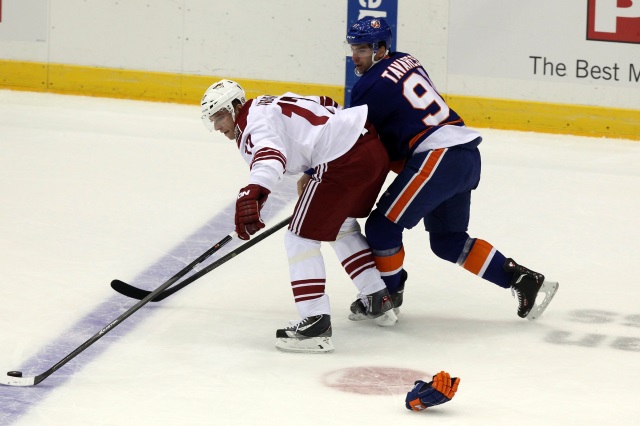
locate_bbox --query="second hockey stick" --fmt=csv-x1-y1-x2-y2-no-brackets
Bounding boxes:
111,215,291,302
0,216,290,387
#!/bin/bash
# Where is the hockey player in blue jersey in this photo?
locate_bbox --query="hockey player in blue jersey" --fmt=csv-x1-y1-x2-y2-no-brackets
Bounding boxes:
345,17,559,322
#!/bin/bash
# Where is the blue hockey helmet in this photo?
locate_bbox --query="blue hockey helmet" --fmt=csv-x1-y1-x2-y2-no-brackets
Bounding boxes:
346,17,393,53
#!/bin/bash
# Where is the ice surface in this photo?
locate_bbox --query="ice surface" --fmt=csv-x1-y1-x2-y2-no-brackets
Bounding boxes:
1,90,639,425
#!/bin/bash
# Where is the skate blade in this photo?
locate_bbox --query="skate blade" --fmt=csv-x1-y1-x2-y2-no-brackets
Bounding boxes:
275,336,334,353
526,280,559,321
348,312,369,321
375,309,398,327
349,310,398,326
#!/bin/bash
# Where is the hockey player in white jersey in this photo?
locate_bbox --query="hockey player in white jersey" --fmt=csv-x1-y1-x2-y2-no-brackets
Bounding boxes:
201,79,396,353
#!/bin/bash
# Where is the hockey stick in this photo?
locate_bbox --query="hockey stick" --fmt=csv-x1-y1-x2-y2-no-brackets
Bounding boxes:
0,216,291,387
110,228,238,298
111,215,292,301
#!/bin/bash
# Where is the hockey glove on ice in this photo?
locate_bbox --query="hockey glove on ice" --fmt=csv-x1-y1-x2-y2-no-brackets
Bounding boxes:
405,371,460,411
235,184,270,240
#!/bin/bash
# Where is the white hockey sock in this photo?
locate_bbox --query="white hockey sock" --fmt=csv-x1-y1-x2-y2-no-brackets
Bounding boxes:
284,230,331,318
329,218,386,295
294,295,331,319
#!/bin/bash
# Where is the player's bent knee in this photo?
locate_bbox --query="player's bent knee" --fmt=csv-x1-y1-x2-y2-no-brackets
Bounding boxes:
331,217,361,242
365,209,403,249
429,232,469,263
284,230,322,264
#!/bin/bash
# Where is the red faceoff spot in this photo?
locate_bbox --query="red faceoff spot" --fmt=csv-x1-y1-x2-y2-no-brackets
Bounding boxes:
321,366,428,395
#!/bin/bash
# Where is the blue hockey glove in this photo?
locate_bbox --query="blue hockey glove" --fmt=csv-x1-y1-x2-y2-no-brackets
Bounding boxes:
405,371,460,411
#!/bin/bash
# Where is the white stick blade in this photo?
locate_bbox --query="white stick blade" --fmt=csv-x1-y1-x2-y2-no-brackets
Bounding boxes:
0,374,36,387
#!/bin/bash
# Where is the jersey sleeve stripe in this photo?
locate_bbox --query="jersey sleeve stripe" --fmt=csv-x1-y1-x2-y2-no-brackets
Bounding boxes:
251,147,287,171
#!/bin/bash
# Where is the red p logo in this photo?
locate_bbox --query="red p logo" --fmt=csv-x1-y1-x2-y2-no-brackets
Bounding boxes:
587,0,640,43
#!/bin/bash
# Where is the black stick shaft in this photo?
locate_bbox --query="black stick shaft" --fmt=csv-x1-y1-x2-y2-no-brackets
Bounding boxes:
110,229,235,299
152,215,291,300
2,218,289,386
112,216,291,302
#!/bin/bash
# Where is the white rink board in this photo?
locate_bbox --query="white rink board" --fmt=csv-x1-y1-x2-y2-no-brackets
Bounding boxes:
1,1,638,110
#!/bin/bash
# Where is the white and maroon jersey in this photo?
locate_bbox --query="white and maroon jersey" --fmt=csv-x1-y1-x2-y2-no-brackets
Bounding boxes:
233,93,368,192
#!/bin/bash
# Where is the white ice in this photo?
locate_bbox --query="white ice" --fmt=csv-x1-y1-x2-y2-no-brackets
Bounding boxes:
1,90,639,425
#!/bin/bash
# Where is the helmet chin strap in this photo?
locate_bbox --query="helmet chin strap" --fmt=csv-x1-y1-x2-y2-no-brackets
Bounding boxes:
354,47,387,76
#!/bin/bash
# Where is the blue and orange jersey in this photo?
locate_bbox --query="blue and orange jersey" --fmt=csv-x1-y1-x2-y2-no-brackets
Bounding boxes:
350,52,480,162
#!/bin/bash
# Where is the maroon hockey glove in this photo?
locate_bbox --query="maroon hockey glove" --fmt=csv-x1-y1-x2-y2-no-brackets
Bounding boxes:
235,184,270,240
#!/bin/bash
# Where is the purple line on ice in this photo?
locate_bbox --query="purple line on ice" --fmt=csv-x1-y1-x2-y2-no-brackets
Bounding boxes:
0,181,296,425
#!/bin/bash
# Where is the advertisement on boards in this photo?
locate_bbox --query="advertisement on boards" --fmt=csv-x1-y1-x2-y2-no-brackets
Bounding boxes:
587,0,640,43
448,0,640,107
344,0,398,106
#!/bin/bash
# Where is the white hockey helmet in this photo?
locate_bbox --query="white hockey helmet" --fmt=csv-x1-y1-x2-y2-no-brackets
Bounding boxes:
201,79,246,131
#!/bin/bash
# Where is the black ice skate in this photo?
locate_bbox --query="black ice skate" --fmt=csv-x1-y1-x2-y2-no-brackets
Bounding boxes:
275,315,334,353
348,287,397,326
390,269,408,315
504,258,559,321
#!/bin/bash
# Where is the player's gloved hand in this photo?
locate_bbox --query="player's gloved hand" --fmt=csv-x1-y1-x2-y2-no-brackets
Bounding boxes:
235,184,270,240
405,371,460,411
